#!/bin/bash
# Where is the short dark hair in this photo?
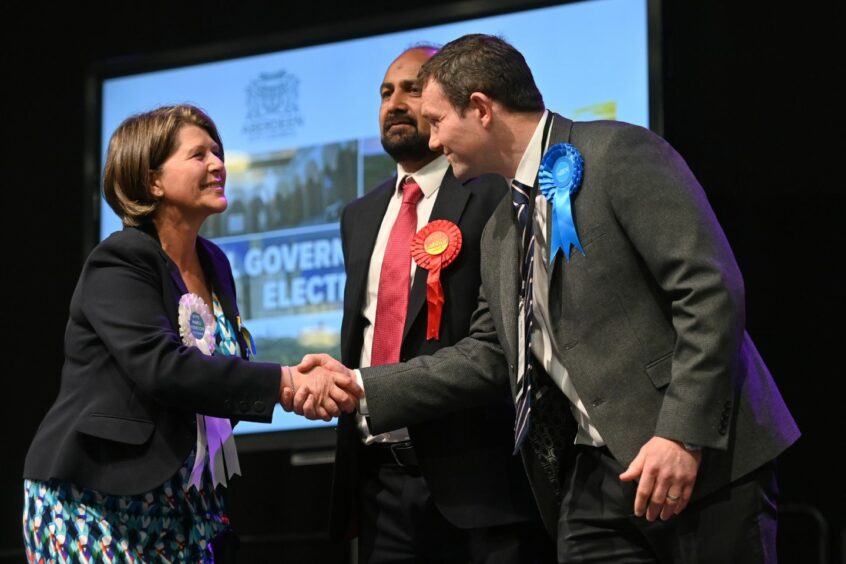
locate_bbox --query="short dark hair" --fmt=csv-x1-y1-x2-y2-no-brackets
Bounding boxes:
103,104,223,227
418,34,544,114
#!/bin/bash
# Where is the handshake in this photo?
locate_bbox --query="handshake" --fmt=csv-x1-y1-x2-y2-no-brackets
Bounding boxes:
279,354,364,421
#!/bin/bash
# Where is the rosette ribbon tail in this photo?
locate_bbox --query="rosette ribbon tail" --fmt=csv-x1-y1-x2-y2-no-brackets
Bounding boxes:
238,316,257,359
551,191,585,262
189,417,209,490
425,258,445,340
205,416,241,488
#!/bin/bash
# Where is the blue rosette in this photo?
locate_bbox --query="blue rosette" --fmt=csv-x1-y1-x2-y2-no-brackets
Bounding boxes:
538,143,585,263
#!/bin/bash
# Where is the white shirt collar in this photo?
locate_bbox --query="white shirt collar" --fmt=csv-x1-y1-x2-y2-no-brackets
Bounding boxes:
394,154,450,199
513,110,551,188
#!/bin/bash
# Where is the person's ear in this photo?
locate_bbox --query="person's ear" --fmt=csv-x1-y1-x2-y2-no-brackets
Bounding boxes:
149,170,164,198
468,92,495,128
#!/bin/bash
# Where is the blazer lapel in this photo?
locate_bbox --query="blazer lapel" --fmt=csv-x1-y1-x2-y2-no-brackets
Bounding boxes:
402,168,471,341
342,178,395,363
347,178,394,310
136,226,187,335
134,225,188,298
197,237,249,356
198,239,234,320
546,113,575,294
166,257,188,297
492,197,521,363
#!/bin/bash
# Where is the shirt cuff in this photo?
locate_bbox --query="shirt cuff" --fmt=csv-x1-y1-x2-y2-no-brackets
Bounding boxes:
355,369,368,416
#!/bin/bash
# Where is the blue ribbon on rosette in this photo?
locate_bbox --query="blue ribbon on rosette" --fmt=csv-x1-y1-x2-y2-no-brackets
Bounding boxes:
538,143,585,263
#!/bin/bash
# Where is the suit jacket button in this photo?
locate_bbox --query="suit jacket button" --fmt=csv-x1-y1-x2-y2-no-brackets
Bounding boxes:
591,398,605,407
253,401,265,412
239,401,250,413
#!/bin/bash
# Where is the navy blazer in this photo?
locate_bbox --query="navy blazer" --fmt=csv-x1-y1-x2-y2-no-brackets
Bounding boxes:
330,168,539,538
24,225,280,495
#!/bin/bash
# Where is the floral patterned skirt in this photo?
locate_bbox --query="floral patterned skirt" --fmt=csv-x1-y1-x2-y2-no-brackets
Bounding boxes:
23,452,229,563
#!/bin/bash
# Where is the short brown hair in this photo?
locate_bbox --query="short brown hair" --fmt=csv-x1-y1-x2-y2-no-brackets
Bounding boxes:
103,104,223,226
418,34,544,114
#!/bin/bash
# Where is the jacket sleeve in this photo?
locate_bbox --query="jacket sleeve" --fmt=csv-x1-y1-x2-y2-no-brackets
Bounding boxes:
362,283,510,435
79,234,281,422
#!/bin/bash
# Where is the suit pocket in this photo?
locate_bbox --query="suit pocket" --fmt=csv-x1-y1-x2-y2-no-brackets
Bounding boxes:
75,413,155,445
578,224,607,247
645,352,673,389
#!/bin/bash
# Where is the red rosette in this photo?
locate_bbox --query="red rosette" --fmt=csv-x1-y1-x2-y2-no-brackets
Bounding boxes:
411,220,462,340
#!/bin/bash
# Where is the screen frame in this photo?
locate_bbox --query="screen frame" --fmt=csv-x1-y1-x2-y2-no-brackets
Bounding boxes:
82,0,663,451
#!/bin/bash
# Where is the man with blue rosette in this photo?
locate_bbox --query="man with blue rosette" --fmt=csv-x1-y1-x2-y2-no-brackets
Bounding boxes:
295,34,799,563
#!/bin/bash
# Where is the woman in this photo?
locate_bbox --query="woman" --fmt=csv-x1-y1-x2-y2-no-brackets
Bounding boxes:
22,105,356,562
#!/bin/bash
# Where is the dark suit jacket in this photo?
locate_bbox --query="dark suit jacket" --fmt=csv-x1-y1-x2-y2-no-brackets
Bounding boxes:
361,115,800,534
330,167,539,538
24,225,281,495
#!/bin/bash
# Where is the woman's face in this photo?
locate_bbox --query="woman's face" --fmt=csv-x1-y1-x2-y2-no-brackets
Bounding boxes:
151,124,227,224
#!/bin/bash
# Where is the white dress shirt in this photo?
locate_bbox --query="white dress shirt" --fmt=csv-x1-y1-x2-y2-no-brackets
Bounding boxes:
513,111,605,447
355,155,449,444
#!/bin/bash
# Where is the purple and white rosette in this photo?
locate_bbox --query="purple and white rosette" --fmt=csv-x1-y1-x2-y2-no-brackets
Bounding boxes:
178,292,241,490
178,293,215,355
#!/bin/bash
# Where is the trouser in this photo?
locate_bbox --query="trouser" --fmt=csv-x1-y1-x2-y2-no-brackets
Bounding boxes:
557,445,778,564
358,442,555,564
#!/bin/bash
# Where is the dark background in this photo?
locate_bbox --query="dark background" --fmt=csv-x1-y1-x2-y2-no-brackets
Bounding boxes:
2,1,840,562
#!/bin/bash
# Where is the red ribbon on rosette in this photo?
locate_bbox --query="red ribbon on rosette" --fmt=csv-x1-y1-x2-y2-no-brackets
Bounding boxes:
411,220,462,340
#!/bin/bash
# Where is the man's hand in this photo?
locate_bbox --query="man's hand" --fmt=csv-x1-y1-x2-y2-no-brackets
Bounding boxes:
619,436,702,521
279,354,362,420
297,353,355,378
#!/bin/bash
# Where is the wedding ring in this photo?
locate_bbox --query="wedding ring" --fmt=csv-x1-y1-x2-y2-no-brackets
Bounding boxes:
665,494,680,502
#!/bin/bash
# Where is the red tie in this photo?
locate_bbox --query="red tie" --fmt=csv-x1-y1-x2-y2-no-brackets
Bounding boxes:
371,177,423,366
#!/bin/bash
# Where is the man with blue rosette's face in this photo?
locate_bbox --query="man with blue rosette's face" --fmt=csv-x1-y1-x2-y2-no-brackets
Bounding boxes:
297,33,800,564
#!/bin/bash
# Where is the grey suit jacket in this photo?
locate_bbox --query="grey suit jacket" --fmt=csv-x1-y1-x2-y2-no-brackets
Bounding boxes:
361,114,800,533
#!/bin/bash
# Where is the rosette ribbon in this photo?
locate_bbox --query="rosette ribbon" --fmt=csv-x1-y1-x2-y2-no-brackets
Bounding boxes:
411,220,462,340
237,315,256,359
538,143,585,263
178,293,241,490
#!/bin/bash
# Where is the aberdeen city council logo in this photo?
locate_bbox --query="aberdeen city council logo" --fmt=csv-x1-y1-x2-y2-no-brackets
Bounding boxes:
243,69,304,139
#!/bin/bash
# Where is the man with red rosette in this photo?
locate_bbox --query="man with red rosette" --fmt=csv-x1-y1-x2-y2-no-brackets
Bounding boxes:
330,45,552,563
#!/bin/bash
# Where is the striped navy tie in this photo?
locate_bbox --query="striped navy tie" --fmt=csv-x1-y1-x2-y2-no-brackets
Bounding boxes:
511,178,534,451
